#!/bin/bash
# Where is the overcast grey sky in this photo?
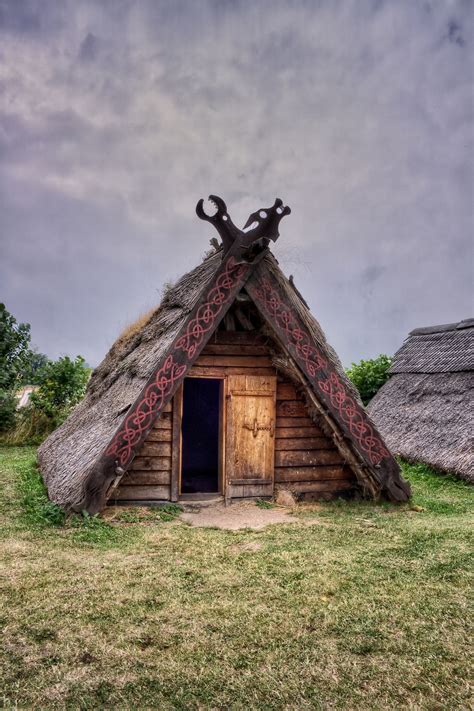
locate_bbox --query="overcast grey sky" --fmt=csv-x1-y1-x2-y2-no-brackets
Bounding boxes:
1,0,473,368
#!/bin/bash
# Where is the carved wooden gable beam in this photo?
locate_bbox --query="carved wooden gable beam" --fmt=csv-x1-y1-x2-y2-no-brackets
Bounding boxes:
246,263,411,502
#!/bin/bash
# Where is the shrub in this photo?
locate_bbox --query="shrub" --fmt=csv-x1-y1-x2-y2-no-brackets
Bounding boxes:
346,354,392,405
30,355,90,422
1,355,91,444
0,391,17,432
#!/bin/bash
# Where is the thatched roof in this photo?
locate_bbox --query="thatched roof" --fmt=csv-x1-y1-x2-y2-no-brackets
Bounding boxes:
39,246,410,511
368,320,474,482
38,251,223,510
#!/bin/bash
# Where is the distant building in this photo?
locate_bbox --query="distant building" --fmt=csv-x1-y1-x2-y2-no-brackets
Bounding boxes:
15,385,38,409
368,319,474,482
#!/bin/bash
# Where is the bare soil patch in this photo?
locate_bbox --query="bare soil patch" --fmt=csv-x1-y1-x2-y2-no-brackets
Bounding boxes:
180,499,317,530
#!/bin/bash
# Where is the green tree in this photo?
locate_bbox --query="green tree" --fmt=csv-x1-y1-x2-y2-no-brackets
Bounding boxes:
0,303,31,390
21,349,49,385
0,304,33,430
30,355,91,425
346,354,392,406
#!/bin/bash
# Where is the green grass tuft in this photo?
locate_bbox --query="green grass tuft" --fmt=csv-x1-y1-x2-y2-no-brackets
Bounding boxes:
17,459,66,528
255,498,275,509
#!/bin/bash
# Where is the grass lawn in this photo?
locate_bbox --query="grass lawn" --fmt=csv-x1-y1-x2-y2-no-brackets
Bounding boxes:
0,447,472,710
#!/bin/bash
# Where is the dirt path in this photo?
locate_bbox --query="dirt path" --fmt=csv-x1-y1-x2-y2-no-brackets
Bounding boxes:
180,500,310,530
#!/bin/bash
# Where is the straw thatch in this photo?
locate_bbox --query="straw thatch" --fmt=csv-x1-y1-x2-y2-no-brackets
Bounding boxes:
38,250,223,509
38,247,409,511
368,320,474,482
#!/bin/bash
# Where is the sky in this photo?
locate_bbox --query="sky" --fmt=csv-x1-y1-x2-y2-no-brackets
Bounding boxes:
1,0,473,368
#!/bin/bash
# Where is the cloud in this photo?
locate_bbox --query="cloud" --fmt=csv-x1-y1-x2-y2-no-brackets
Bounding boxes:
0,0,472,367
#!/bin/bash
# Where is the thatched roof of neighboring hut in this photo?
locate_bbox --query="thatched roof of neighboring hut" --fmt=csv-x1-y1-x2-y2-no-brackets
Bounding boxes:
368,319,474,482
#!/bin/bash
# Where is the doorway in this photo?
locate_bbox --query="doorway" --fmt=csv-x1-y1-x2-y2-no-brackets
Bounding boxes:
181,377,222,494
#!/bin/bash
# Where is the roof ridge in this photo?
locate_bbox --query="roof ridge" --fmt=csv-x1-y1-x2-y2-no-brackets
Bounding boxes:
409,318,474,336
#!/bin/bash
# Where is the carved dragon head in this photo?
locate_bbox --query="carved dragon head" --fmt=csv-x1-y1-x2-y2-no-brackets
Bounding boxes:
196,195,291,256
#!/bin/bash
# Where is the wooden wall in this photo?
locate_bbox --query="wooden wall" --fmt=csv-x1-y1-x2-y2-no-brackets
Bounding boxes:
113,330,357,502
275,379,357,500
111,401,173,501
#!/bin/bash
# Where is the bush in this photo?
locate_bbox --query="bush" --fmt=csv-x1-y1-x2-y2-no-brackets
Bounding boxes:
30,355,90,422
1,356,91,445
0,391,17,432
346,354,392,405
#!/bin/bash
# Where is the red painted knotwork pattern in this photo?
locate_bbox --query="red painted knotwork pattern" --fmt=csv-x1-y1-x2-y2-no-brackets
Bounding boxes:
105,355,186,467
176,257,249,358
105,256,248,469
254,281,327,376
254,278,390,465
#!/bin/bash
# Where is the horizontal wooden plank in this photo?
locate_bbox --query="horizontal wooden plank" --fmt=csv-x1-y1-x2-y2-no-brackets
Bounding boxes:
228,478,273,486
275,480,354,493
276,427,323,438
146,429,172,442
195,355,273,368
189,366,275,377
152,412,172,430
276,400,307,417
275,417,314,428
228,484,273,498
275,437,333,451
130,456,172,472
275,466,352,482
112,485,171,500
202,344,269,356
138,442,172,457
276,450,344,467
276,382,298,400
211,331,266,345
121,470,171,486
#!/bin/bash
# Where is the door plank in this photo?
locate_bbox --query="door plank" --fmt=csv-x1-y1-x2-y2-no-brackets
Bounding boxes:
226,375,277,496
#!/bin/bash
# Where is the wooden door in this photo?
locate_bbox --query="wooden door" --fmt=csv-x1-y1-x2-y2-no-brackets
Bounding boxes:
225,374,277,499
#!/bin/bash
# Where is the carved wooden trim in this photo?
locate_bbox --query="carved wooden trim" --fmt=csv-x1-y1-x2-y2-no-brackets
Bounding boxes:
246,264,410,501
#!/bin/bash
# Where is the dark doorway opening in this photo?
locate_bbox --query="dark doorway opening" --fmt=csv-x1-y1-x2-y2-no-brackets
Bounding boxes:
181,378,221,494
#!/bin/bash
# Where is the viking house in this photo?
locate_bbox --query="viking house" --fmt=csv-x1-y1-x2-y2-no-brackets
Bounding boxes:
368,319,474,482
38,196,410,512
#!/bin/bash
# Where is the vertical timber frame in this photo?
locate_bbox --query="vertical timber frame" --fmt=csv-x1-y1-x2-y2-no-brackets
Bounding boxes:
170,384,183,502
176,375,226,499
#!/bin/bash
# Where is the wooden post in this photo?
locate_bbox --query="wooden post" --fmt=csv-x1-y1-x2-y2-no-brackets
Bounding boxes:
170,385,183,502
